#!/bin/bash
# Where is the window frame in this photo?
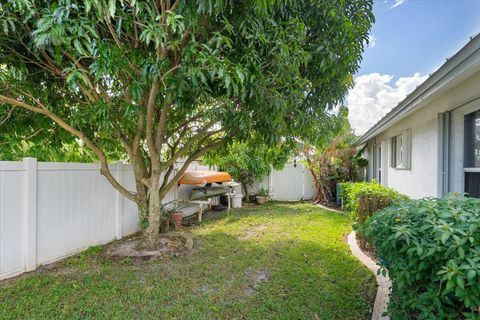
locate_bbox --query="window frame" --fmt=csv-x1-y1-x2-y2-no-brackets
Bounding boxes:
373,144,382,183
390,129,411,170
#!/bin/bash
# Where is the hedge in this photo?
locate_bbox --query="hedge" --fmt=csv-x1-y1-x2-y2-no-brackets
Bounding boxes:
340,181,407,249
359,195,480,319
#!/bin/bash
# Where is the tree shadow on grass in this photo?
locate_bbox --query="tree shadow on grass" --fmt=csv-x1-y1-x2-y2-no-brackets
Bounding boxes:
0,204,375,320
178,229,376,320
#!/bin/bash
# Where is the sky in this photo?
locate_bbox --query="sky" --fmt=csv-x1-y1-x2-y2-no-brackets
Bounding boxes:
347,0,480,135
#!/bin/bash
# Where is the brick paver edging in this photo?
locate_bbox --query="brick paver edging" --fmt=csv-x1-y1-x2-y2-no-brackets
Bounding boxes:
347,231,391,320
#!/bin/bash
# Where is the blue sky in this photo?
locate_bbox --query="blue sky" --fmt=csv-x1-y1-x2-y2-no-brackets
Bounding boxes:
348,0,480,134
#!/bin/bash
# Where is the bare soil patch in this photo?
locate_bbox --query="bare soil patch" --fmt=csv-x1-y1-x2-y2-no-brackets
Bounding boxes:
238,224,268,241
242,268,269,296
104,231,194,260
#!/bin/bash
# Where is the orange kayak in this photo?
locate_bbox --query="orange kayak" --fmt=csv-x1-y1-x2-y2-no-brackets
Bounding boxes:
178,170,232,185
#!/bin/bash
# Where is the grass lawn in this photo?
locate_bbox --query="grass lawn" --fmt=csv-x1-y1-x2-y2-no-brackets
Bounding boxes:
0,202,376,319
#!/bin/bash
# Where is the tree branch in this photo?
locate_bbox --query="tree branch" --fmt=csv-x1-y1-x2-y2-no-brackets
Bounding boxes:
63,51,102,101
145,76,161,182
161,139,224,194
170,0,180,12
0,94,138,204
160,120,218,170
0,105,16,125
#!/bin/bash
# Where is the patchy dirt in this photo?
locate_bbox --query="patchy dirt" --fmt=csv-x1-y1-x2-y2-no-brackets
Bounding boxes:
182,210,227,226
42,263,77,275
196,284,217,296
104,232,194,260
242,268,269,296
238,224,268,241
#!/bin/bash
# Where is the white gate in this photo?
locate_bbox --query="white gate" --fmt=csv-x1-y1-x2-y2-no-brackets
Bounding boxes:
251,162,315,201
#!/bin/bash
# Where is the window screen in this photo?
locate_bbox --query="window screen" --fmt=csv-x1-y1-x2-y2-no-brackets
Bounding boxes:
465,172,480,198
464,111,480,168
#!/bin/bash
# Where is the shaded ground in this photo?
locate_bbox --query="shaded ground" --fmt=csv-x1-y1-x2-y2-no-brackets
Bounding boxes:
104,231,194,259
0,202,376,319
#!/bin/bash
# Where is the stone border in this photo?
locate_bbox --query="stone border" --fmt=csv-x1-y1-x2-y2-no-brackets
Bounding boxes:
316,204,344,213
347,231,391,320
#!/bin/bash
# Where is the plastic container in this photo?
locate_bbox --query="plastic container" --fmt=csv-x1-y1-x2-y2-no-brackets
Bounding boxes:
231,194,243,208
232,183,242,194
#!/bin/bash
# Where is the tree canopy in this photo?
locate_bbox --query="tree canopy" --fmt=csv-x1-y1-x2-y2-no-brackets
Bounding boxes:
0,0,374,240
204,140,292,198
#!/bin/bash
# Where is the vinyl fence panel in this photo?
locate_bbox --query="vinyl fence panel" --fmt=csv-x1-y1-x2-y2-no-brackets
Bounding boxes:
0,159,312,280
250,162,314,201
0,161,26,279
36,162,119,265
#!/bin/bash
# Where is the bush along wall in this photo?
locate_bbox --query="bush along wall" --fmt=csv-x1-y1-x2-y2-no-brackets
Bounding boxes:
340,181,408,249
359,195,480,319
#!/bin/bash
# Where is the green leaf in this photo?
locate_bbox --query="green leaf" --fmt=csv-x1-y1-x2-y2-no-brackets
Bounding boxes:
417,247,423,256
85,0,92,13
467,269,476,281
456,275,465,289
73,40,85,56
441,232,449,244
446,278,455,291
108,0,116,17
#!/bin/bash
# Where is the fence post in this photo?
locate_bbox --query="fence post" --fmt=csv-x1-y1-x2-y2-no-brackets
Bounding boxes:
23,157,37,272
268,173,273,200
115,162,124,240
301,164,306,201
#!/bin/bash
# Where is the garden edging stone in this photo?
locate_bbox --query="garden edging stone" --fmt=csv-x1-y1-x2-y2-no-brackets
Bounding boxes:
347,231,391,320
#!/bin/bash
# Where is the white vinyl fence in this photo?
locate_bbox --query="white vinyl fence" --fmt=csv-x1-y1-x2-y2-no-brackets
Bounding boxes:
0,159,313,280
251,162,315,201
0,158,209,280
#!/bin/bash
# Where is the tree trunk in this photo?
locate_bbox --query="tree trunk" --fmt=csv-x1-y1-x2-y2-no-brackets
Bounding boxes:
242,181,249,201
144,187,161,244
143,182,171,246
143,171,165,245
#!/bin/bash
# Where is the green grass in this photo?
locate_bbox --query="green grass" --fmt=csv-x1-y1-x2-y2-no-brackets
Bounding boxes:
0,202,376,319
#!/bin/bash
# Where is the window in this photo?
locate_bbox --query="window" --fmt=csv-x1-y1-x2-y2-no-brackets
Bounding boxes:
465,172,480,198
391,129,411,169
464,111,480,168
464,111,480,198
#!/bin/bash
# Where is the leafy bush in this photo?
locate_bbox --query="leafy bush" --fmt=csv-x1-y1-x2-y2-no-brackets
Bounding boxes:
340,181,407,223
359,195,480,319
340,181,407,249
204,141,290,198
305,133,368,205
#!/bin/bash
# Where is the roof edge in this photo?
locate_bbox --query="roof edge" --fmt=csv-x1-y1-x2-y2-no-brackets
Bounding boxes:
354,33,480,146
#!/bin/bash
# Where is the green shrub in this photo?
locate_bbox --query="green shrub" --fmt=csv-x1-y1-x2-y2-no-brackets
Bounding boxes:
359,195,480,319
340,181,408,250
340,181,407,222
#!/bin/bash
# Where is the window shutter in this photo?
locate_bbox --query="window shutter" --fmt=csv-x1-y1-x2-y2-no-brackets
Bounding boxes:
403,129,412,169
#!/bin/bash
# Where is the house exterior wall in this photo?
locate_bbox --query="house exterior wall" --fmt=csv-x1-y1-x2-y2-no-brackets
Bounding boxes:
365,71,480,199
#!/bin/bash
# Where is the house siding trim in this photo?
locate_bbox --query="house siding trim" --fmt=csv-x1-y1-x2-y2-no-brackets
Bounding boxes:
437,112,450,197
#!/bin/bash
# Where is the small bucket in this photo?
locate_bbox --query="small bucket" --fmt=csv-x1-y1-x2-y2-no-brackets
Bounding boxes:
231,194,243,208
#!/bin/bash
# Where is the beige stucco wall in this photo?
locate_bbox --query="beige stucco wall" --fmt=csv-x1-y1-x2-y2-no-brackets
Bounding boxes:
365,71,480,199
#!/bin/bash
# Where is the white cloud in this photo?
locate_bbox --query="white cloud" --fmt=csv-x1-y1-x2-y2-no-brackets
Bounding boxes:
347,72,428,135
367,34,377,48
389,0,405,9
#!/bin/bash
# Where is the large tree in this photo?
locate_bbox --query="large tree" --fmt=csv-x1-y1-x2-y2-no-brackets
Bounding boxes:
0,0,374,243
